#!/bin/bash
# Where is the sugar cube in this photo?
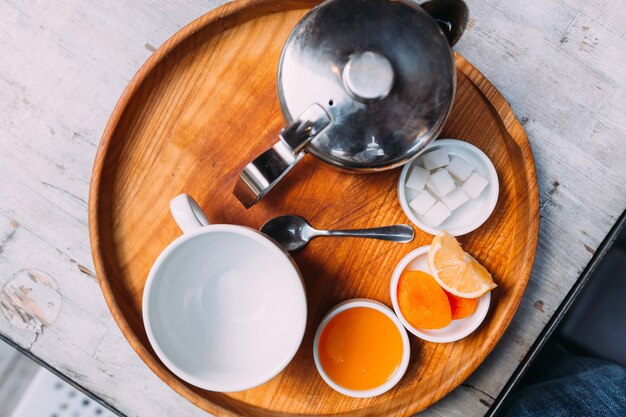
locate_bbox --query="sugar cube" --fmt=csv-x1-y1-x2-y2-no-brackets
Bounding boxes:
426,169,456,197
462,172,489,199
409,189,437,216
422,201,451,227
405,165,430,192
446,155,473,182
421,149,449,170
441,188,470,211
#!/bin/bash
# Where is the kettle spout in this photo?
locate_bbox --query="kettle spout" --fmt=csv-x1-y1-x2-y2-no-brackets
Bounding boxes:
421,0,469,46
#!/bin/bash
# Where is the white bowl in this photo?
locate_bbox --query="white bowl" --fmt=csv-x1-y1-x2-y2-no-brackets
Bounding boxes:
313,299,410,398
398,139,499,236
390,246,490,343
143,216,307,392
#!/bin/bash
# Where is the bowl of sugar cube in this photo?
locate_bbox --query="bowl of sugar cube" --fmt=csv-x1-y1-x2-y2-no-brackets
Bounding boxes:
398,139,499,236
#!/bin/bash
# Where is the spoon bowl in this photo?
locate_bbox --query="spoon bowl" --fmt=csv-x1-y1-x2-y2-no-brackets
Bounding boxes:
260,216,316,251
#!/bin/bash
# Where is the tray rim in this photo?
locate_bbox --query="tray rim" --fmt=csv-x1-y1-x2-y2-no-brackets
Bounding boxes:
88,0,540,415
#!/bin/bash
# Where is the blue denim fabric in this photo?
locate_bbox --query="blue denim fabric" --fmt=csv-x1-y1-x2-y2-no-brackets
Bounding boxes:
505,356,626,417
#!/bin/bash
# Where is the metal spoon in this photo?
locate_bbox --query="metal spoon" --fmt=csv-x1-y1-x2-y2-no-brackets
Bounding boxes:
260,215,414,251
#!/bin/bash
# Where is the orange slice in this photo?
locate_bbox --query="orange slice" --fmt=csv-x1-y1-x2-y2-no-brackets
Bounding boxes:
428,232,496,298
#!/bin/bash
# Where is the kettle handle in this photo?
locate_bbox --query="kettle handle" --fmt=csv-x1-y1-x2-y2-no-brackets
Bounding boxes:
233,104,331,208
421,0,469,46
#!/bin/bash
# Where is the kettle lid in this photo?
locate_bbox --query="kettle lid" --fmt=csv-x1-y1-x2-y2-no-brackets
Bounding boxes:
278,0,457,170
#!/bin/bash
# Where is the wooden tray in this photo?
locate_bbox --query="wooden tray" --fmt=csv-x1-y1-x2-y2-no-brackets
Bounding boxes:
89,0,539,415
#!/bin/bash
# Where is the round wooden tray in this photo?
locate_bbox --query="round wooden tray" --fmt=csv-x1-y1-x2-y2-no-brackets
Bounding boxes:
89,0,539,415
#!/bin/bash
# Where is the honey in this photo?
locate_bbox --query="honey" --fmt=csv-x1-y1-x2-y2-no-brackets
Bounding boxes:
318,307,403,391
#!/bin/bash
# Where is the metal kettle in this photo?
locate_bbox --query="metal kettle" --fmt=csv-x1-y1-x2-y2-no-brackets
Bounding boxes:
234,0,469,208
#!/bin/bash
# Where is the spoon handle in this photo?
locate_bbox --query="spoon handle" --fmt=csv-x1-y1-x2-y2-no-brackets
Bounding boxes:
323,224,414,243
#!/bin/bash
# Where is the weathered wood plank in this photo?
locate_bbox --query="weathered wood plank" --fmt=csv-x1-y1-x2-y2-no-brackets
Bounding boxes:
0,0,624,416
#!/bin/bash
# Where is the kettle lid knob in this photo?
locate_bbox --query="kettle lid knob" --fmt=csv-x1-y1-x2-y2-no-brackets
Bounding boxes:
342,51,394,101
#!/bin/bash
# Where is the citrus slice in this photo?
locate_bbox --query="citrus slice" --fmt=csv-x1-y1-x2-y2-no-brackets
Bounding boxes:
428,232,496,298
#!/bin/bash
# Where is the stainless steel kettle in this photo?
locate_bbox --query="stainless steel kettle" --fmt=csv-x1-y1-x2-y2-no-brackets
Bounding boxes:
234,0,469,208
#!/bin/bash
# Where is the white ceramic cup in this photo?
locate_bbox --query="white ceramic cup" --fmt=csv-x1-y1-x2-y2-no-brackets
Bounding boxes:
142,194,307,392
390,246,490,343
313,299,410,398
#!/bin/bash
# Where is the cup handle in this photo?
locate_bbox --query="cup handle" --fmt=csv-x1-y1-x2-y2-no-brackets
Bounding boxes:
170,194,210,234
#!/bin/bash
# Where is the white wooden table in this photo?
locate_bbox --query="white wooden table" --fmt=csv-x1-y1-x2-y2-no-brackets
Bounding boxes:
0,0,624,416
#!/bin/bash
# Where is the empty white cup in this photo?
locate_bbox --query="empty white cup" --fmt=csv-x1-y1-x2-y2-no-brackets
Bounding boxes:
142,194,307,392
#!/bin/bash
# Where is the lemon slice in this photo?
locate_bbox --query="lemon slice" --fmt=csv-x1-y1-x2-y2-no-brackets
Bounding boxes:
427,232,496,298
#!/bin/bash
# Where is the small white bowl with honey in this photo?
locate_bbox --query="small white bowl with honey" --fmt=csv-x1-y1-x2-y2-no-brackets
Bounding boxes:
313,299,410,398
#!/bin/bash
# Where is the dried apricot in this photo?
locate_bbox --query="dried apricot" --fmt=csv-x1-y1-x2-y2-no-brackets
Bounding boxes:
397,270,451,329
445,290,478,320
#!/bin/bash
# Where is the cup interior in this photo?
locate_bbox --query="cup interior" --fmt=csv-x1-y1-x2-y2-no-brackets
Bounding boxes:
143,225,307,391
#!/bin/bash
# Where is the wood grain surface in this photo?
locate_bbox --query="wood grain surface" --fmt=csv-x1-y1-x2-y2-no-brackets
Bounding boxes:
89,0,538,415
